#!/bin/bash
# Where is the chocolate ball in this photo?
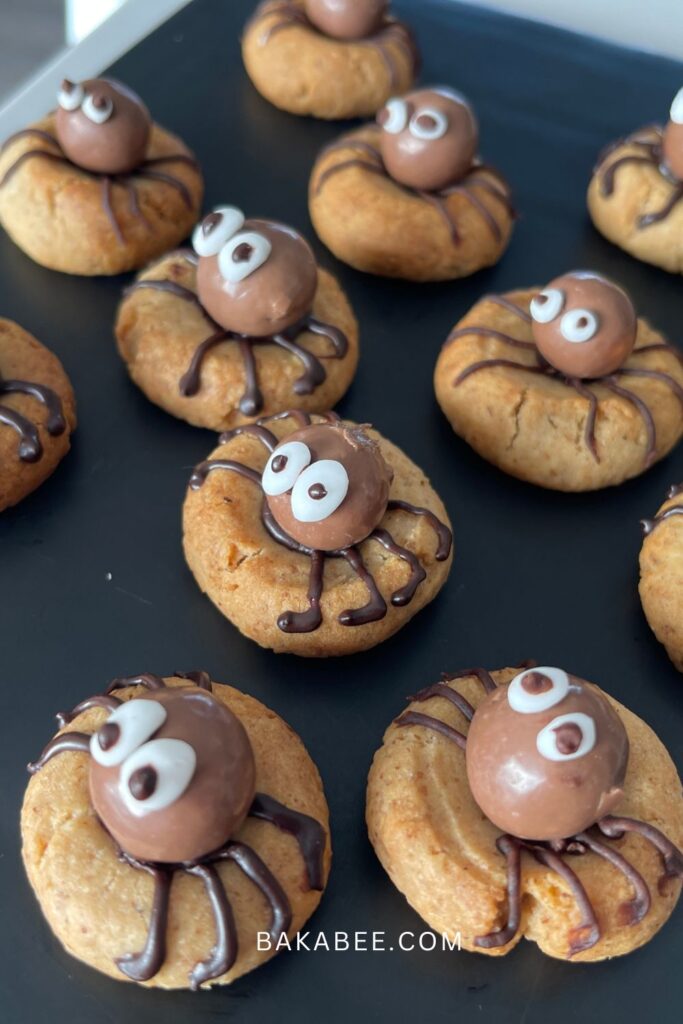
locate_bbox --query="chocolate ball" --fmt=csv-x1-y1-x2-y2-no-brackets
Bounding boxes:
662,87,683,181
304,0,387,40
55,78,150,175
196,218,318,337
378,87,478,192
530,271,636,379
264,423,393,551
465,669,629,842
89,688,255,863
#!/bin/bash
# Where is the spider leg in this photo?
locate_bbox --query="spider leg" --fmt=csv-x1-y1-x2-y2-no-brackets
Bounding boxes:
440,184,502,241
408,681,475,720
249,792,327,891
106,673,167,694
597,816,683,889
174,670,213,691
278,549,325,633
475,836,522,948
530,845,600,955
101,176,125,245
178,330,228,397
0,402,42,461
600,155,659,196
395,711,467,749
0,149,71,188
454,358,545,386
189,459,262,489
27,732,90,774
185,863,238,989
370,526,426,605
568,378,600,462
115,861,172,983
445,325,536,351
386,498,452,560
56,694,122,728
314,157,385,196
304,315,349,358
237,338,264,415
615,367,683,405
123,277,207,316
639,182,683,228
442,666,498,693
271,333,326,395
1,378,66,435
134,169,192,208
601,378,657,467
119,177,151,230
211,841,291,944
218,423,278,451
418,190,461,244
574,830,650,925
338,546,387,625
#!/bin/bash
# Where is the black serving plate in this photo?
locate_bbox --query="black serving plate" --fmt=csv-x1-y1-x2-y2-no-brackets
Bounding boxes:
1,1,682,1021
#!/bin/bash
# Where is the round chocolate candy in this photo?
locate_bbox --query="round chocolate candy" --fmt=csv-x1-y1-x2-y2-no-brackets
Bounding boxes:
194,211,318,337
662,87,683,182
55,78,150,175
89,687,255,863
530,271,637,379
377,87,478,192
304,0,387,40
263,422,393,551
465,668,629,842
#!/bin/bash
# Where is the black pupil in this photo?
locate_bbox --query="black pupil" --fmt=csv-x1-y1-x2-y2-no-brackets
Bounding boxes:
308,483,327,500
202,213,222,236
416,114,437,129
577,316,589,328
97,721,120,751
129,765,158,801
272,455,287,473
232,242,254,263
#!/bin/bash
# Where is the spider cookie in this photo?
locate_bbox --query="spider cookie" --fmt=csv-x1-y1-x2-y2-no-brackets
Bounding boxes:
183,411,452,656
0,78,202,275
242,1,418,120
116,208,358,429
588,88,683,273
434,271,683,491
0,319,76,512
367,664,683,961
640,484,683,672
309,87,514,281
22,671,330,989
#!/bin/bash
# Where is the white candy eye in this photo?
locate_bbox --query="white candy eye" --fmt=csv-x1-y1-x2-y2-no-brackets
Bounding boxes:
262,441,311,496
291,460,349,523
57,80,84,111
119,738,196,816
670,87,683,124
81,92,114,124
218,231,272,284
560,308,599,344
380,98,408,135
192,206,245,257
508,667,570,714
536,712,596,762
409,107,449,141
90,699,167,767
530,289,564,324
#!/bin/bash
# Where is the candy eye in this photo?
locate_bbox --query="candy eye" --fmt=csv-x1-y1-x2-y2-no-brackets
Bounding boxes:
530,289,564,324
90,699,167,767
536,712,596,762
409,108,449,141
262,441,311,496
118,738,196,816
82,92,114,125
291,460,349,523
670,87,683,124
379,98,408,135
508,667,570,714
560,308,599,344
57,80,84,111
217,231,272,284
192,206,245,257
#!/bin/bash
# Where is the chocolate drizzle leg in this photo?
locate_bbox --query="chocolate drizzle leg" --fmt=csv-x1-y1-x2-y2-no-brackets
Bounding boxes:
395,666,683,955
339,546,388,625
641,482,683,534
278,549,325,633
124,258,349,417
0,376,66,463
27,670,328,986
596,125,683,228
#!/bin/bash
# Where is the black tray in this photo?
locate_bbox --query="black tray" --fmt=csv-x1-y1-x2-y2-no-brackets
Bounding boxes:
1,1,682,1021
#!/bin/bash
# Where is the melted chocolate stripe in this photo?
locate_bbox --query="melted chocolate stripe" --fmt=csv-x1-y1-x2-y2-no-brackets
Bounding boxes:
387,499,452,560
174,670,213,691
124,277,206,313
0,128,60,152
601,154,657,196
56,694,122,728
570,378,601,462
0,403,42,461
639,183,683,227
483,295,531,322
418,189,461,243
531,845,600,955
339,546,388,625
27,731,90,773
190,459,262,490
115,861,171,982
178,331,228,397
314,157,385,196
0,149,71,187
475,836,522,948
575,831,650,925
135,167,192,208
218,423,278,452
218,842,291,943
249,792,327,891
278,549,324,633
446,325,537,351
106,673,167,693
185,863,238,988
642,504,683,535
101,176,125,244
601,378,657,467
1,377,66,434
371,527,426,606
397,710,467,749
443,666,498,693
616,367,683,404
271,332,326,394
598,816,683,881
409,681,475,720
445,183,502,241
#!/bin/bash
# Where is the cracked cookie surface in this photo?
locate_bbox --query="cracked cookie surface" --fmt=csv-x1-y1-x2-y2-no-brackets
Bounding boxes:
366,667,683,961
434,290,683,491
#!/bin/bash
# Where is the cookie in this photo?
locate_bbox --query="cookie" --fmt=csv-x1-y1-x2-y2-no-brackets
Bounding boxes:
367,664,683,961
0,319,76,512
116,209,358,430
309,88,514,281
242,1,418,120
587,88,683,274
22,671,331,989
0,78,203,276
183,411,453,657
640,483,683,671
434,273,683,491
